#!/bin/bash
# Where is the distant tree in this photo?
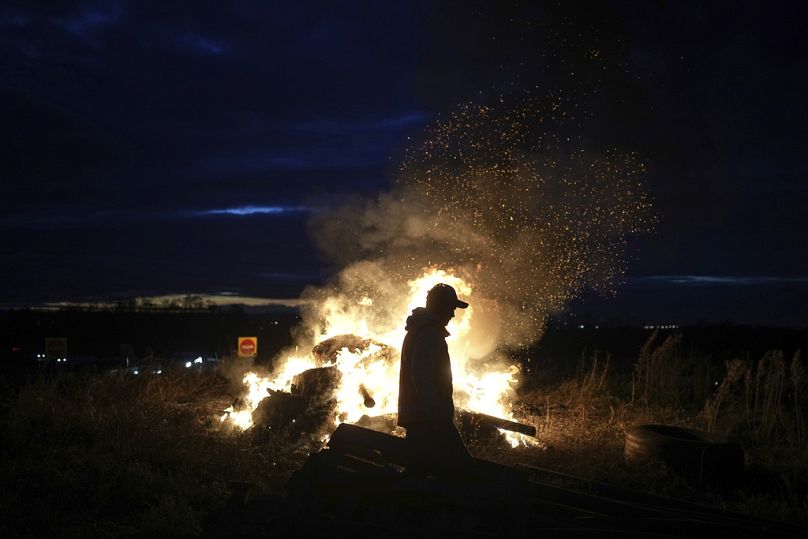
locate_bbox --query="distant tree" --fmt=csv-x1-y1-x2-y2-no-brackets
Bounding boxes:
181,295,205,310
158,298,178,311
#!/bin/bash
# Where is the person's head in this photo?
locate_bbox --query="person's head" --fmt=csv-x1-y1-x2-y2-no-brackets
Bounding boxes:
425,283,469,326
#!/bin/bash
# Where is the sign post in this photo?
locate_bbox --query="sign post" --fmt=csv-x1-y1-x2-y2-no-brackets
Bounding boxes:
45,337,68,360
237,336,258,358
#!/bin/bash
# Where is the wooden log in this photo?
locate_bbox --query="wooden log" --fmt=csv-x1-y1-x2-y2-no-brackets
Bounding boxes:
358,384,376,408
354,413,397,435
327,423,405,460
456,409,537,437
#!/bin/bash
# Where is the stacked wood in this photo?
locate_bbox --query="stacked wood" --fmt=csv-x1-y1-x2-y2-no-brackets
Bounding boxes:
282,423,531,537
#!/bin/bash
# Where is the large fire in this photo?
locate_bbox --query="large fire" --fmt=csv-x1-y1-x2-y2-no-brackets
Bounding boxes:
221,268,532,446
216,94,654,450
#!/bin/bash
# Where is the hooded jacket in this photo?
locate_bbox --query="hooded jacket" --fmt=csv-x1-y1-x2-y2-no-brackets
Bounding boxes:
397,307,455,427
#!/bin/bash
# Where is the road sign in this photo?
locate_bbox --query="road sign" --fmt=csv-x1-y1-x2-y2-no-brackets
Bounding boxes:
238,336,258,358
45,337,68,360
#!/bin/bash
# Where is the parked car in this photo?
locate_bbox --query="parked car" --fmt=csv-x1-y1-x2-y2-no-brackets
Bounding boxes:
168,352,220,372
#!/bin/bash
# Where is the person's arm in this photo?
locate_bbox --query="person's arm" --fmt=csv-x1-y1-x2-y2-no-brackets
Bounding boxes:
410,329,452,421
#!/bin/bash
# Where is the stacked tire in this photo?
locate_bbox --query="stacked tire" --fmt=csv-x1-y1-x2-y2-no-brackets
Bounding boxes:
625,425,744,487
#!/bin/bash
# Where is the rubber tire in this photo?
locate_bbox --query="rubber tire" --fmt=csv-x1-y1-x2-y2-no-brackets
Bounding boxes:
625,424,744,486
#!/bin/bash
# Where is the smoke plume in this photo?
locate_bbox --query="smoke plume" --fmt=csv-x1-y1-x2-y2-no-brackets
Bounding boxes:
307,93,654,357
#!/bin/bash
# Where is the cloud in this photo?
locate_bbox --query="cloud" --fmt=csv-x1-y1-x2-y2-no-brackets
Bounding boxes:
0,10,28,27
56,1,124,37
178,32,226,56
189,205,313,216
0,205,313,229
633,275,808,287
292,112,427,135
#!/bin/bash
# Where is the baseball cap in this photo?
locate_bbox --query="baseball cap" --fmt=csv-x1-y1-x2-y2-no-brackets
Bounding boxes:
426,283,469,309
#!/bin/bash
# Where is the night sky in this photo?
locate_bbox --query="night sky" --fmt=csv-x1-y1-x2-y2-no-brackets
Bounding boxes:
2,1,807,326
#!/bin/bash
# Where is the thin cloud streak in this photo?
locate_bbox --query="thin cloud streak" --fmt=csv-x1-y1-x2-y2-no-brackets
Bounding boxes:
178,33,226,55
192,205,314,216
57,1,124,37
0,205,314,228
633,275,808,287
292,111,427,134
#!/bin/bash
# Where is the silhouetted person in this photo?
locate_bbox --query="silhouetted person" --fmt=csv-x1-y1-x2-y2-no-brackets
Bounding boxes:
398,283,471,462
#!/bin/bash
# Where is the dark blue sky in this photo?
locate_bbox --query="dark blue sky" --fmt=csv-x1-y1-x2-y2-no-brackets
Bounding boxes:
2,1,807,325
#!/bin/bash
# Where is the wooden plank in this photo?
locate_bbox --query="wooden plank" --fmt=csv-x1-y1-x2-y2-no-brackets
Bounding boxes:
457,410,537,437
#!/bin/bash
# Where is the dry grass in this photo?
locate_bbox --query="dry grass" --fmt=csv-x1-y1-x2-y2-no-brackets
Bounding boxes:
0,370,308,538
480,334,808,524
2,333,806,535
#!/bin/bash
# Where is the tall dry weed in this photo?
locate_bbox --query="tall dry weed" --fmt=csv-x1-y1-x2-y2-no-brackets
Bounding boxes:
576,351,611,402
791,350,804,452
703,348,808,451
703,358,746,433
756,351,785,442
633,331,684,406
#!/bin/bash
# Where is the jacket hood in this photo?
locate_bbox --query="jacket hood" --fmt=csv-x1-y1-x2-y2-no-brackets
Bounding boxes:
405,307,450,336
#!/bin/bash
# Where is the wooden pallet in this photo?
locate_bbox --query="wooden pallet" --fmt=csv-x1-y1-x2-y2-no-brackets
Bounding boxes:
280,424,529,537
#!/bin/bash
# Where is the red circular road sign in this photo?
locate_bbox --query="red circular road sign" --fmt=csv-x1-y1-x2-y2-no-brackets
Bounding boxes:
239,338,256,355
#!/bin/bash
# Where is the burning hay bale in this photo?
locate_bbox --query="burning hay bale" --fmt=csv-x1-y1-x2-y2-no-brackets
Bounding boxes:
312,334,368,364
289,365,390,427
311,333,397,367
291,366,342,402
251,390,305,431
249,367,342,433
250,361,391,434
